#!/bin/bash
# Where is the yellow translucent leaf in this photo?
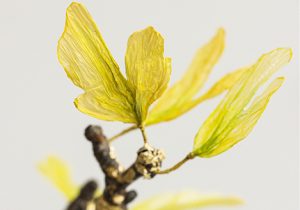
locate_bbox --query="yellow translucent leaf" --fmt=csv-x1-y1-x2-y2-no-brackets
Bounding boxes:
205,78,284,157
37,156,79,201
131,191,243,210
58,2,126,91
146,28,225,125
125,27,171,124
57,2,136,123
195,67,247,103
74,86,136,123
193,48,292,157
147,67,246,125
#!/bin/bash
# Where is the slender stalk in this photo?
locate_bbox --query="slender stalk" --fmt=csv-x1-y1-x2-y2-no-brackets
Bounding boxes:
108,125,138,143
139,126,148,144
156,153,195,174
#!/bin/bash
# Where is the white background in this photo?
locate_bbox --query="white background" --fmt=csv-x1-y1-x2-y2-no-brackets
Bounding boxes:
0,0,298,210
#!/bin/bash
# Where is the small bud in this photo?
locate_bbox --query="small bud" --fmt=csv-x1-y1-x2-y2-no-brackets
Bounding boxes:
86,202,96,210
112,194,125,205
109,146,117,159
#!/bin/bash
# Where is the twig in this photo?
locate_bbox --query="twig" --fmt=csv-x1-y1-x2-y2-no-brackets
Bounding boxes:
156,153,195,175
139,126,148,144
108,125,138,143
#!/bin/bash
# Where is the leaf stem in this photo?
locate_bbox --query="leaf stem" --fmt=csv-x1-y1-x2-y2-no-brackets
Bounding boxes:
156,152,195,174
139,126,148,144
108,125,138,143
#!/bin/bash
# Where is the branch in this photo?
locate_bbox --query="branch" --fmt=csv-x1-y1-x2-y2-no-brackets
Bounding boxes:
156,153,195,175
139,126,148,144
84,125,165,210
66,180,98,210
108,125,137,143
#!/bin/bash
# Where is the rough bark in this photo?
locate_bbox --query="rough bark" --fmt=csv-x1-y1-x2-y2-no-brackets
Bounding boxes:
66,180,98,210
81,125,165,210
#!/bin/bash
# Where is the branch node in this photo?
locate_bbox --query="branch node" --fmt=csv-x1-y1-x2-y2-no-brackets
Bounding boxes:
136,143,165,179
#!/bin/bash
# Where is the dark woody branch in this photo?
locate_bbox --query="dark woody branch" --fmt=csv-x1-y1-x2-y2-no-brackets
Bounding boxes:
83,125,165,210
66,180,98,210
